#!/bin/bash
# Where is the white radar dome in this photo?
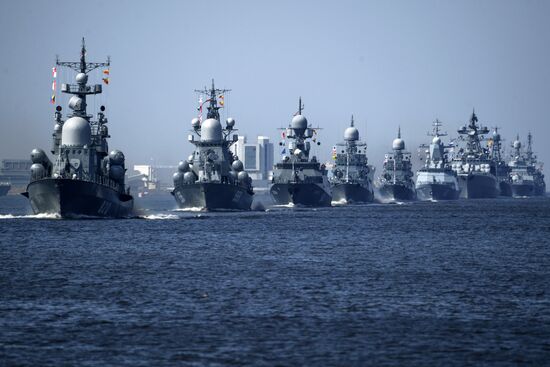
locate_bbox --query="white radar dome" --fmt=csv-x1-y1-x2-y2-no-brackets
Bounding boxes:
291,115,308,130
75,73,88,84
200,118,223,142
392,138,405,150
61,117,91,146
344,127,359,141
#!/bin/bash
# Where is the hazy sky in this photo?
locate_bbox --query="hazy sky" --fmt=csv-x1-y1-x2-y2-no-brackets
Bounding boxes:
1,0,549,177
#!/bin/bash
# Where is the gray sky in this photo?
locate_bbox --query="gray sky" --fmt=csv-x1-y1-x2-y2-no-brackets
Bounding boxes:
1,0,549,177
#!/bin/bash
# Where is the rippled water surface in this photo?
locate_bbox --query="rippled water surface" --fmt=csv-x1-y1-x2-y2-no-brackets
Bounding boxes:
1,194,550,366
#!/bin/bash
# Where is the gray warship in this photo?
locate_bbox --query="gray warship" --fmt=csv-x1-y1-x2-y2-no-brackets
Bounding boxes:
509,133,546,196
270,98,332,206
171,81,254,210
0,182,10,196
376,127,416,201
488,127,512,196
22,39,133,217
330,116,374,203
415,120,460,200
450,111,499,199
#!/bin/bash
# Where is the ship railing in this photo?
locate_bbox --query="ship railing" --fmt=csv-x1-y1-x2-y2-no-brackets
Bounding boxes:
32,173,124,193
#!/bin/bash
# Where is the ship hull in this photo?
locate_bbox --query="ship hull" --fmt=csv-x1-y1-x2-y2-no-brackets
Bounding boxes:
498,181,513,197
457,174,499,199
534,183,546,196
416,183,460,201
0,184,10,196
511,183,535,197
24,178,134,218
270,183,332,207
378,183,416,201
331,183,374,204
172,183,253,210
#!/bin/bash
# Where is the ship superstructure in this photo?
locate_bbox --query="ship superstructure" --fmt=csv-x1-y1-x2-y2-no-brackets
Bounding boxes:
450,111,499,198
23,39,133,217
330,116,374,203
488,127,512,196
415,120,460,200
376,127,416,201
509,133,546,196
270,98,331,206
171,80,253,210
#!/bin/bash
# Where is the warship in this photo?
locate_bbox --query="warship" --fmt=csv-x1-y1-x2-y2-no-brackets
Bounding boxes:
171,80,254,210
376,127,416,201
509,133,546,196
270,98,332,206
450,111,499,199
415,120,460,200
0,182,10,196
22,39,133,217
488,127,512,196
330,116,374,203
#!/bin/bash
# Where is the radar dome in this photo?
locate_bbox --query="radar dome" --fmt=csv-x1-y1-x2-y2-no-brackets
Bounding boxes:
291,115,308,130
493,131,501,140
75,73,88,84
200,118,222,142
54,123,62,133
226,118,235,128
183,172,195,183
68,96,84,111
109,165,125,181
31,148,47,164
238,171,249,182
61,116,91,146
232,160,244,171
191,118,201,128
30,163,46,180
109,150,125,165
187,154,194,164
513,140,521,149
392,138,405,150
173,172,183,183
178,161,190,172
294,148,303,156
432,136,441,145
344,127,359,141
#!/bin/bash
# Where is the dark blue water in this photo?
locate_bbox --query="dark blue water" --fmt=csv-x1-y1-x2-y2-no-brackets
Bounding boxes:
1,194,550,366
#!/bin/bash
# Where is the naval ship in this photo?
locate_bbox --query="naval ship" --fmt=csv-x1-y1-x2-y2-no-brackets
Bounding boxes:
376,127,416,201
23,39,133,217
330,116,374,203
0,182,10,196
270,98,332,206
171,81,254,210
415,120,460,200
488,127,512,196
450,111,499,199
509,133,546,196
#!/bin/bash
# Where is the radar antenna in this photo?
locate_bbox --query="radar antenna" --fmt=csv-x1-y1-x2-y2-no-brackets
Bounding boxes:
194,79,231,120
56,37,110,74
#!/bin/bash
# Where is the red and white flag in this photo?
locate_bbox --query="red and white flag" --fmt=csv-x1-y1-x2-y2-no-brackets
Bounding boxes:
198,96,203,123
52,67,57,78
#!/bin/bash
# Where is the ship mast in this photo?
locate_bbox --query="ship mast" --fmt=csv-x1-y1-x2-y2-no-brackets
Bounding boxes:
195,79,231,121
526,132,534,163
57,38,110,118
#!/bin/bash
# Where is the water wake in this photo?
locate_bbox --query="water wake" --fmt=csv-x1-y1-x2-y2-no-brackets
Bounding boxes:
141,213,180,220
0,213,61,220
